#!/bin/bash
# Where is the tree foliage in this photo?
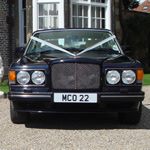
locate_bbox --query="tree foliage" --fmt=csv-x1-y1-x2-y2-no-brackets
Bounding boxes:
124,14,150,71
123,0,139,9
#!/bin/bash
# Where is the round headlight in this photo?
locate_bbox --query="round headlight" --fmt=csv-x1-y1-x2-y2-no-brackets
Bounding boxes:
17,71,30,85
122,70,136,84
106,70,120,84
31,71,45,85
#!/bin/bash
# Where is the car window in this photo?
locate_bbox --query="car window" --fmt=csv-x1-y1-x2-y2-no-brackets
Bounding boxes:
26,30,121,59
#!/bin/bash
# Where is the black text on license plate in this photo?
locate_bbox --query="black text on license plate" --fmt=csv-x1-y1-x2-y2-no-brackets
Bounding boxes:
54,93,97,103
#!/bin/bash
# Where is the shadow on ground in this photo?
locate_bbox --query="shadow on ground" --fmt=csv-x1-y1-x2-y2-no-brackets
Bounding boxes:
25,105,150,130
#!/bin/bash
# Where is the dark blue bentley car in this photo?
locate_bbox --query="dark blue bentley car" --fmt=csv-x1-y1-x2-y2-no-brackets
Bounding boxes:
8,29,144,124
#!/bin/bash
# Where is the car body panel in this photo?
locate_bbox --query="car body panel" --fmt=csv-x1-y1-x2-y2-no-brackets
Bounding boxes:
8,29,144,115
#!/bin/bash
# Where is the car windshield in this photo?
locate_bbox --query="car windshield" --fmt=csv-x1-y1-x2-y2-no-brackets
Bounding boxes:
26,30,121,59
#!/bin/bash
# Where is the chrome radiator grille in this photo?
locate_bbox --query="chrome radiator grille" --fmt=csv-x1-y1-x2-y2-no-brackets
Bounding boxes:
51,63,100,90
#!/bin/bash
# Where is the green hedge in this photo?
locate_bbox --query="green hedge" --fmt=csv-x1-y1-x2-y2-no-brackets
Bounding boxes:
124,14,150,72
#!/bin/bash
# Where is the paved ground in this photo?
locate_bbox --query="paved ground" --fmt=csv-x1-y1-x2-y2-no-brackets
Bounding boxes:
0,87,150,150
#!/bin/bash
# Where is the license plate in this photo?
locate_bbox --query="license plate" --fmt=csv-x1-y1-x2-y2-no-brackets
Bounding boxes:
54,93,97,103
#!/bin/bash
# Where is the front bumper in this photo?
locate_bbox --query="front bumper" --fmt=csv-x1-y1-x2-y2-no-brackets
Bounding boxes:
8,91,145,113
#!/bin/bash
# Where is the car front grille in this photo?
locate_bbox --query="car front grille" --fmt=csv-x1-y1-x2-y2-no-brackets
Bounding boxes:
51,63,100,90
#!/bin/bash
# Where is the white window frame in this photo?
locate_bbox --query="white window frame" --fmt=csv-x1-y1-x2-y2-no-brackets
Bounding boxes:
71,0,111,29
143,6,148,11
32,0,64,32
18,0,26,47
72,5,89,28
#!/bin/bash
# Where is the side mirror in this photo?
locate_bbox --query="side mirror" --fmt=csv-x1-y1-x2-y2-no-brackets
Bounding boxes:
15,47,25,57
121,45,131,54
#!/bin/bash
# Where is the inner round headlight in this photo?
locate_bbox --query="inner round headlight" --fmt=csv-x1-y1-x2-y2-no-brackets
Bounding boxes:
31,71,45,85
17,71,30,85
106,70,120,84
122,70,136,84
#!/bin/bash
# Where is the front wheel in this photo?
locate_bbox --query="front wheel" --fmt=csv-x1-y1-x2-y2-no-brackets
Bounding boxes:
118,102,142,124
10,101,30,124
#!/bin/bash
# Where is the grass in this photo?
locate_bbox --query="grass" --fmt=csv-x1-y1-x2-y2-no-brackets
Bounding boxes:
0,79,9,94
0,85,9,94
0,74,149,94
143,74,150,86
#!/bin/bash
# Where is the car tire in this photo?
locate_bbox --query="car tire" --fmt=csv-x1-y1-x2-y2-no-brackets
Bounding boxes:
118,102,142,124
10,101,30,124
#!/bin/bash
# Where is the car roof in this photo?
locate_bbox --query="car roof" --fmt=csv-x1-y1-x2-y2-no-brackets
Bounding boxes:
33,28,111,35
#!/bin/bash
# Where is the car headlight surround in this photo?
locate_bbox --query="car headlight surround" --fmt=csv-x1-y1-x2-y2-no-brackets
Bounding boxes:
17,71,30,85
31,71,45,85
122,70,136,84
106,70,120,85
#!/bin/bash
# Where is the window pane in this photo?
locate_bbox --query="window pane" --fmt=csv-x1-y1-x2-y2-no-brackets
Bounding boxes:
71,1,107,29
39,4,48,16
84,18,88,28
96,0,100,2
54,17,58,28
24,9,26,25
91,0,105,3
91,7,95,17
91,19,95,28
96,7,100,18
78,18,82,28
102,8,105,18
50,17,57,28
102,20,105,28
91,0,101,3
78,5,82,16
143,6,148,10
24,26,26,43
39,17,43,29
49,4,58,15
73,17,77,28
39,17,48,29
54,4,58,15
39,4,44,16
22,0,26,9
73,4,77,16
38,3,59,29
84,6,88,17
50,17,53,28
96,19,100,28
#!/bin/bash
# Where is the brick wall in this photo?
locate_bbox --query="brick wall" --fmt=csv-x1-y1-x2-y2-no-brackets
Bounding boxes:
0,0,15,74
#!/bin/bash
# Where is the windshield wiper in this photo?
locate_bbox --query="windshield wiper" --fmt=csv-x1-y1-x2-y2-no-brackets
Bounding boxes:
22,55,37,62
27,50,53,55
40,50,53,54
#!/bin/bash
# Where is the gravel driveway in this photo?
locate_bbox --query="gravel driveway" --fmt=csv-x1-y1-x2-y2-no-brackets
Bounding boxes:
0,86,150,150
